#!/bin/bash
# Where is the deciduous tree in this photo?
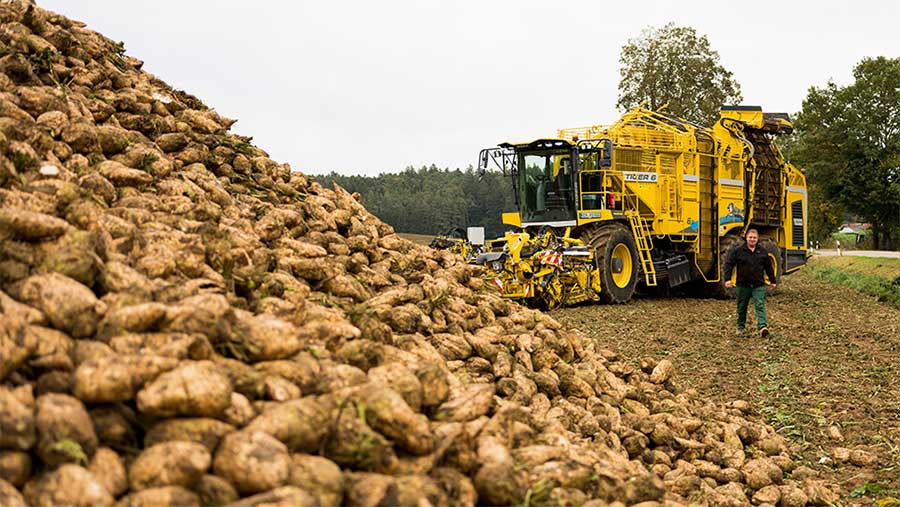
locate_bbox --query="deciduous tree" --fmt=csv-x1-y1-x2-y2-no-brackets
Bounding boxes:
792,57,900,249
617,23,742,125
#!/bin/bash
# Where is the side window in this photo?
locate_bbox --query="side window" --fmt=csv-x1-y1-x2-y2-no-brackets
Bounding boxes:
555,156,571,188
580,152,596,171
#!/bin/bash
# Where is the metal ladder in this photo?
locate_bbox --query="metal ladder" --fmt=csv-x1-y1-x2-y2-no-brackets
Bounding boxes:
626,210,657,286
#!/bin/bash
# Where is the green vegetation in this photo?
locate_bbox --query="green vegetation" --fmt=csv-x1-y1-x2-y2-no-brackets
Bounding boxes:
850,482,887,498
758,350,806,442
138,153,159,171
214,136,257,157
617,23,742,125
48,439,88,465
812,255,900,281
518,478,553,507
831,231,872,250
314,166,515,238
11,152,33,173
806,256,900,306
790,57,900,249
28,47,57,75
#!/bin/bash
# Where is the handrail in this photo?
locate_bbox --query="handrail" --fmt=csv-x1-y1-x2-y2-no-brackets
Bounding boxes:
578,169,639,213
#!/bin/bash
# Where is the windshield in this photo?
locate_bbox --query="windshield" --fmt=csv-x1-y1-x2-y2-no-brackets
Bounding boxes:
517,149,576,223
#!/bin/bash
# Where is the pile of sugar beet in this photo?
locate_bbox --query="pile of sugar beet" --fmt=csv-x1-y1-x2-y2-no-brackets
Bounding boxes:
0,2,845,506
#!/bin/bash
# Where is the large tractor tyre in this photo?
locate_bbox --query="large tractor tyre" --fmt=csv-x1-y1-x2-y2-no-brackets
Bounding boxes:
579,223,639,304
710,234,743,299
759,236,783,292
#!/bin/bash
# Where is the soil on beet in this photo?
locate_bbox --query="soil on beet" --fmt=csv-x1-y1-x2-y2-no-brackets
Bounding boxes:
551,269,900,504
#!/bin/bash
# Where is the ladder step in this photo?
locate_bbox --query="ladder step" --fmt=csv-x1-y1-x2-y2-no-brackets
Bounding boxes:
626,211,657,287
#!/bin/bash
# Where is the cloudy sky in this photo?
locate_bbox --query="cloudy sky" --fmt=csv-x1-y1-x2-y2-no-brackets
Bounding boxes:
41,1,900,176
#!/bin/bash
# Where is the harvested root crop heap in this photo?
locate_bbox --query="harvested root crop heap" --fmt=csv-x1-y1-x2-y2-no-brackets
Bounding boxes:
0,2,841,506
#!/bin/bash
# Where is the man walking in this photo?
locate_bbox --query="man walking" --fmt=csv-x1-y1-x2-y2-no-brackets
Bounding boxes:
723,229,777,337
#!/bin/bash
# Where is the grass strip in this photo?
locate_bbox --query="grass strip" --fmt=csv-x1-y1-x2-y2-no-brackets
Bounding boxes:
805,262,900,307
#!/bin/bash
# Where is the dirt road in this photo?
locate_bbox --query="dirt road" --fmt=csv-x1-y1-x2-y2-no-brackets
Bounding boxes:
552,269,900,503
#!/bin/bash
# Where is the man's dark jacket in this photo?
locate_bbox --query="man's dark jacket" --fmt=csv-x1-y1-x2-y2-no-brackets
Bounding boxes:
722,242,776,288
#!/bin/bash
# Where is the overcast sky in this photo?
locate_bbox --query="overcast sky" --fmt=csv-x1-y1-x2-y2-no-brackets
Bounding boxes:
41,1,900,176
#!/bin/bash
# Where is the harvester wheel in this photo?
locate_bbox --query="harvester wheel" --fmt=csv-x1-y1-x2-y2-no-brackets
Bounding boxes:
711,233,743,299
759,236,783,291
579,223,638,304
711,234,782,298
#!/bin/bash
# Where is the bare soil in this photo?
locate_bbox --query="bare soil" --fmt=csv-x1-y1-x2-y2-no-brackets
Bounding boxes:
399,233,437,246
551,269,900,503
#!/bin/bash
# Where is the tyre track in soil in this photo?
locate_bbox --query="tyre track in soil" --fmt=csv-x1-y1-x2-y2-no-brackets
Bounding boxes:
551,270,900,503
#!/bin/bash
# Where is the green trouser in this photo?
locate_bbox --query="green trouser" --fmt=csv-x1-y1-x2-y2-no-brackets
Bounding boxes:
735,285,768,330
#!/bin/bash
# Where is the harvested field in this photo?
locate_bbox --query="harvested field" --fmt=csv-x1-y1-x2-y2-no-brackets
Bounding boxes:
399,232,435,246
553,268,900,504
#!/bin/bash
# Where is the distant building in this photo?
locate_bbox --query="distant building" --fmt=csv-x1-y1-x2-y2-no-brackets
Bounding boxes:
837,223,870,245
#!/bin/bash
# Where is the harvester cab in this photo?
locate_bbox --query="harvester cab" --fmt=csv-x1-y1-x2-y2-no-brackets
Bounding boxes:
478,138,613,228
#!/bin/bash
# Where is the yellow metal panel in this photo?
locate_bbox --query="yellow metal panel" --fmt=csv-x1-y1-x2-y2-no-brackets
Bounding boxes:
502,212,521,227
682,180,699,201
683,196,700,233
719,109,764,128
785,193,807,251
625,179,659,215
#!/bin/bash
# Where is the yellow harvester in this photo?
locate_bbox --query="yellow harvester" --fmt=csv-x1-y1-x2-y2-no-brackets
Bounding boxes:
476,105,808,306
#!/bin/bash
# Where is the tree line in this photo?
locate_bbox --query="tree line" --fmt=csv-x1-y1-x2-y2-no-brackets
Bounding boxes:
318,25,899,249
315,166,516,239
787,56,900,250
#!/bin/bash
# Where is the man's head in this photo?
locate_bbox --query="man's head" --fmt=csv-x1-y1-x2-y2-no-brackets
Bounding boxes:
746,229,759,248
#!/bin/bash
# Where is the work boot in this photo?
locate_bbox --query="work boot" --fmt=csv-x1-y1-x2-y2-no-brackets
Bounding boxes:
759,327,770,338
737,328,747,338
